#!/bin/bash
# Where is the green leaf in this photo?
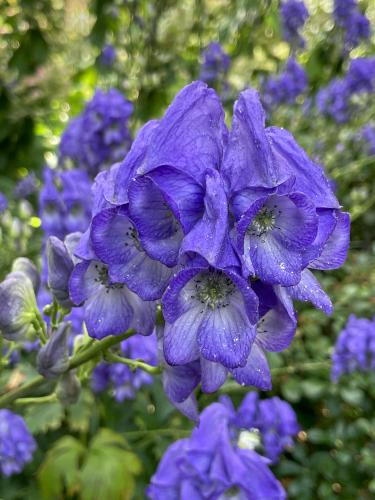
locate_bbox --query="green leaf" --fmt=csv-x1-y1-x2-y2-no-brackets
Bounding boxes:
24,402,64,434
67,388,95,433
38,436,85,499
80,429,141,500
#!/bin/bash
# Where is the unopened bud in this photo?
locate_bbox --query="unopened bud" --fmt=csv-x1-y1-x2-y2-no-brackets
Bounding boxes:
37,322,70,378
11,258,40,293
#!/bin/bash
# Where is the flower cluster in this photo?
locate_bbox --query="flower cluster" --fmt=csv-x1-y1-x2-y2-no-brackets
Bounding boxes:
39,167,92,239
331,315,375,382
223,392,299,463
56,82,350,412
99,43,116,67
0,409,36,476
316,57,375,123
148,395,293,499
199,42,231,98
333,0,371,49
14,173,37,199
59,89,133,177
263,58,307,109
280,0,309,48
91,333,157,401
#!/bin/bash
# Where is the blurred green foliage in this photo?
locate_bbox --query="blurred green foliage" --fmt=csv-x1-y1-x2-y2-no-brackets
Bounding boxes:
0,0,375,499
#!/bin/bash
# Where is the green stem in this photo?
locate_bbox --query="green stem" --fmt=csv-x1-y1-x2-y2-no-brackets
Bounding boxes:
123,428,191,439
15,393,58,405
104,351,162,375
0,329,136,408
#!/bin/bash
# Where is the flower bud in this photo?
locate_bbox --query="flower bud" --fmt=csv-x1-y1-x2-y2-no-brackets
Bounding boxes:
46,236,74,308
11,257,40,293
37,322,70,378
56,371,81,406
0,272,38,341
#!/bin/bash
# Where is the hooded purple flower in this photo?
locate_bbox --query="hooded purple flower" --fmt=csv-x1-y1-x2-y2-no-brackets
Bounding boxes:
99,43,116,67
332,315,375,381
316,79,351,123
199,42,230,85
148,401,286,499
280,0,309,47
0,192,7,213
59,89,133,177
0,410,36,476
231,393,299,463
334,0,371,49
69,260,155,339
263,58,307,108
14,173,37,199
345,57,375,94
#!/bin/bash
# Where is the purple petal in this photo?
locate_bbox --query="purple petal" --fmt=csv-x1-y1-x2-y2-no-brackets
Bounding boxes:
286,269,333,315
267,126,340,208
162,360,201,403
181,168,239,268
128,176,183,267
200,358,228,392
222,89,289,193
302,209,337,267
144,81,228,183
231,343,272,390
163,306,202,365
309,211,350,270
256,302,297,352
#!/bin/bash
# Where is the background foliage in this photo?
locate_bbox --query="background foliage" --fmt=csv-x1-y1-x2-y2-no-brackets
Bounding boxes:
0,0,374,498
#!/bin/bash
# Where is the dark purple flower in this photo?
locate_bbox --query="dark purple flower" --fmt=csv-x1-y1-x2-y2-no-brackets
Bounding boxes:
316,79,351,123
332,315,375,381
148,401,286,499
199,42,231,85
263,58,307,108
99,43,116,67
345,57,375,94
0,192,7,213
59,89,133,177
69,260,156,339
280,0,309,47
14,173,37,199
334,0,371,48
39,168,65,238
0,410,36,476
60,170,92,234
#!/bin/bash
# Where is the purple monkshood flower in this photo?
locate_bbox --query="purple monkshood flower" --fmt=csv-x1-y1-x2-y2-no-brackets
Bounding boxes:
345,57,375,94
39,167,92,238
331,315,375,381
99,43,116,67
361,124,375,155
333,0,371,49
263,58,307,108
148,400,286,499
199,42,231,84
0,410,36,476
0,192,7,213
228,392,299,463
69,260,155,339
14,173,37,199
316,79,351,123
91,333,157,401
280,0,309,48
59,89,133,177
69,81,349,394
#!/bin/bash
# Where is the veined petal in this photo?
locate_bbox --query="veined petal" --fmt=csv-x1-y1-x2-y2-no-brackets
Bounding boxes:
286,269,333,315
222,89,289,194
144,81,228,183
163,306,202,365
69,261,97,305
231,343,272,390
128,176,183,267
309,211,350,270
302,209,337,267
162,360,201,403
200,358,228,393
267,126,340,208
256,303,297,352
197,303,255,369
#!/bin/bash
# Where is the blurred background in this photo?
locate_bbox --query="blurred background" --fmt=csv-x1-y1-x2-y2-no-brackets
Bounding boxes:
0,0,375,498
